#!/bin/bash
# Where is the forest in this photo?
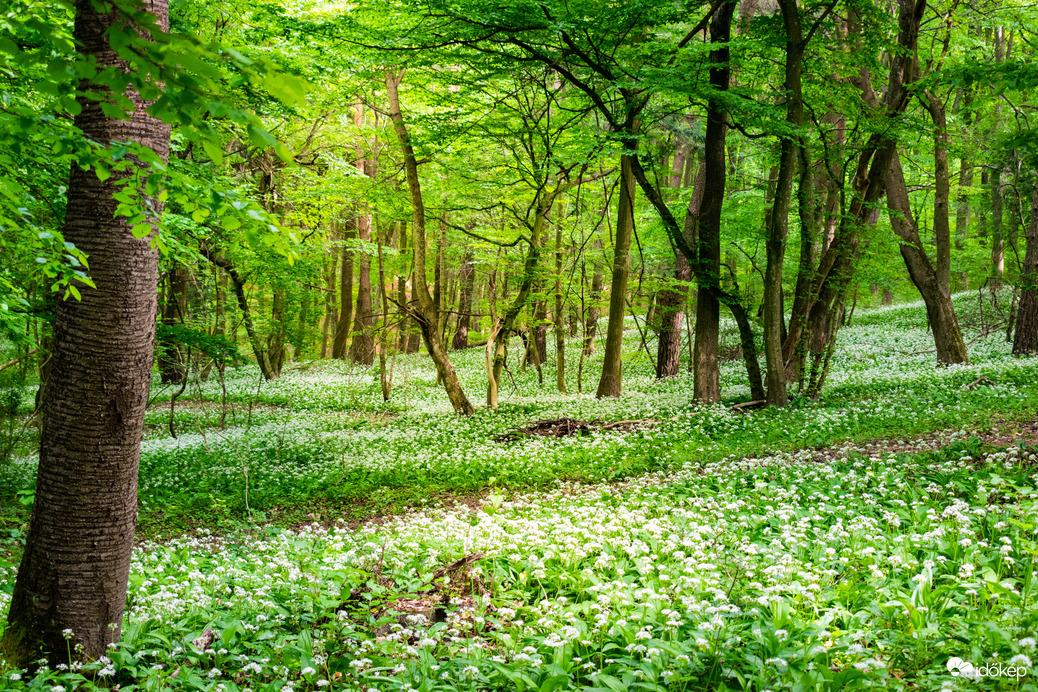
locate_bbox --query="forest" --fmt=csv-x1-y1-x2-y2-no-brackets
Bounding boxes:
0,0,1037,688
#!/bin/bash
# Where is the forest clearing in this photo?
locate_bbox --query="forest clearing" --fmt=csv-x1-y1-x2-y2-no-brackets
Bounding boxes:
2,0,1038,688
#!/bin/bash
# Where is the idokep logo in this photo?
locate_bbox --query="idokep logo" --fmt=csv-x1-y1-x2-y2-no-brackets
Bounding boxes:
947,656,1031,680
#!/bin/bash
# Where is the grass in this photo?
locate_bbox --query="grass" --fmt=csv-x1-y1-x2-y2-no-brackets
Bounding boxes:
0,292,1036,690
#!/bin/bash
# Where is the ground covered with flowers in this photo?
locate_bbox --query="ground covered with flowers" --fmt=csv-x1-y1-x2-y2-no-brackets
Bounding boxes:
1,295,1037,690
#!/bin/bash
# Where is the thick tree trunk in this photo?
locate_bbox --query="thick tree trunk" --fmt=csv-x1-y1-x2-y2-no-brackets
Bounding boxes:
0,0,170,665
596,147,637,398
386,70,475,414
782,0,926,394
655,256,691,379
691,2,737,403
656,161,703,379
1012,185,1038,355
922,91,953,298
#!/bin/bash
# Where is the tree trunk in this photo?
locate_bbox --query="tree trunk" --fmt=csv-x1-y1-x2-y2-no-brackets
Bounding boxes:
885,148,969,364
349,211,375,365
386,70,475,414
267,288,287,377
349,103,376,365
553,226,566,392
763,0,805,407
1,0,170,665
203,251,276,379
452,249,476,350
332,217,355,359
583,243,603,355
691,1,737,403
158,264,188,384
486,195,552,407
656,165,704,378
596,144,637,398
1012,184,1038,355
992,168,1005,289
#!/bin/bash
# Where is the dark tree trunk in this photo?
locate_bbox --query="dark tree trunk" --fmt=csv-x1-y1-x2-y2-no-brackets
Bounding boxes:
691,1,737,404
583,244,603,355
452,250,476,350
0,0,170,665
158,264,188,384
763,0,805,406
349,212,376,365
656,165,704,378
1012,185,1038,355
350,103,376,366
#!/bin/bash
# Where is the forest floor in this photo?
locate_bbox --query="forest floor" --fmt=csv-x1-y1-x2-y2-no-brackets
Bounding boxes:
1,292,1038,691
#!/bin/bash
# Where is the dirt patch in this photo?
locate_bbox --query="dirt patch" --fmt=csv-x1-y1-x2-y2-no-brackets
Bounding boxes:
493,417,659,443
976,418,1038,449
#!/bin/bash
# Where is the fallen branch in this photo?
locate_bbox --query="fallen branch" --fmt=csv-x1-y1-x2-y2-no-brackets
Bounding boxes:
962,376,994,391
731,399,767,411
600,418,658,431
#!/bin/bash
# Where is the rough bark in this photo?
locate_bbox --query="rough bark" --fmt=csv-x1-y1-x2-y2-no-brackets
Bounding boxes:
1,0,170,665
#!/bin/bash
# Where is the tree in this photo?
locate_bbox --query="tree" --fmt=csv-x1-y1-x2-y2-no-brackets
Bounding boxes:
1013,183,1038,355
385,70,475,415
0,0,170,664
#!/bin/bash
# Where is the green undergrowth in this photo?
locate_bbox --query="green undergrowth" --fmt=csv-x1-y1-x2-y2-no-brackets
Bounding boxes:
2,431,1037,691
0,294,1037,689
1,293,1037,539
